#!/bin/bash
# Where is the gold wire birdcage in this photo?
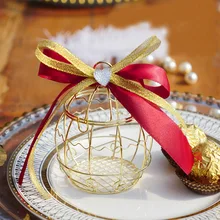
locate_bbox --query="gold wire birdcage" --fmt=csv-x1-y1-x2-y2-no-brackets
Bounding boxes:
55,78,153,194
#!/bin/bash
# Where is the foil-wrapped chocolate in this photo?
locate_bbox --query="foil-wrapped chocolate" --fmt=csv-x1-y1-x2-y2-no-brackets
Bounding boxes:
181,124,207,149
162,124,208,168
190,139,220,184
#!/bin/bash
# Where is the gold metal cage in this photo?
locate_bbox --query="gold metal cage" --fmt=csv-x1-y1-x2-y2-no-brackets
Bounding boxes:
55,86,153,194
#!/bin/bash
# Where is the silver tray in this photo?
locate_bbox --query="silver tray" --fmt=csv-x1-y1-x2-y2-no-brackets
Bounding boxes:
0,92,219,220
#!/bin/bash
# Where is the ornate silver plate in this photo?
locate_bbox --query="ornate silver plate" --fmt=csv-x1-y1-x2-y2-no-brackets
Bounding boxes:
0,92,219,219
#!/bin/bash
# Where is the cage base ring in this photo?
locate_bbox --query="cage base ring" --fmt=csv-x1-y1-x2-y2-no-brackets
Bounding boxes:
61,156,145,194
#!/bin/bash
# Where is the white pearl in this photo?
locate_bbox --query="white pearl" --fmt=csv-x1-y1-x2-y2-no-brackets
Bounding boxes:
145,55,155,64
178,62,192,74
168,100,178,109
184,104,197,112
184,72,198,84
163,56,174,63
168,100,183,109
163,60,177,73
209,108,220,118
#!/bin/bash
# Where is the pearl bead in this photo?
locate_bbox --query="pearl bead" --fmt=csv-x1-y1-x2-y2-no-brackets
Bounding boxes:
163,60,177,73
145,55,155,64
178,62,192,74
168,100,183,109
163,56,174,63
184,72,198,84
184,104,197,112
209,108,220,118
168,100,178,109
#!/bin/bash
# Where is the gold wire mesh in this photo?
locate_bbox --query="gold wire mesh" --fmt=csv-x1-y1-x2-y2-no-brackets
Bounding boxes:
55,87,153,194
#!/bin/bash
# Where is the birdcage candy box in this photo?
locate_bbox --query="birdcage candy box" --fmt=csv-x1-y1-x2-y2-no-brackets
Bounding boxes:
18,36,220,197
55,87,152,194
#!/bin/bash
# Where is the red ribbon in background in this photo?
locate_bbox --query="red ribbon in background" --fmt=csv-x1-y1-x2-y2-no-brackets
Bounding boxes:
18,48,194,185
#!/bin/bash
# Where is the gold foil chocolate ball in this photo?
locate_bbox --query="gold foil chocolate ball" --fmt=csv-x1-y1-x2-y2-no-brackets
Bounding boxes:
181,124,207,148
162,124,208,169
190,139,220,184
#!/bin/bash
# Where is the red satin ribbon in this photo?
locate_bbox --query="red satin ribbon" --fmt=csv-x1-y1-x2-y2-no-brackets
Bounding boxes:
18,49,193,185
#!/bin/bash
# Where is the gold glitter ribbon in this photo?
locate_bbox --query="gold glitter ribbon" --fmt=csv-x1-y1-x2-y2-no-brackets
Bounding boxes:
29,36,189,199
35,37,187,127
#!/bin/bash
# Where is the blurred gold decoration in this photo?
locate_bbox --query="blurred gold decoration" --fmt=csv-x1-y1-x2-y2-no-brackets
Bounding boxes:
27,0,134,7
0,3,23,73
0,2,23,104
23,214,31,220
0,145,7,166
56,86,153,194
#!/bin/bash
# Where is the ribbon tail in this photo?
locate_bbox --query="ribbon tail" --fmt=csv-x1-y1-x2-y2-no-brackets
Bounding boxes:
18,84,74,186
19,78,96,199
109,84,194,174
